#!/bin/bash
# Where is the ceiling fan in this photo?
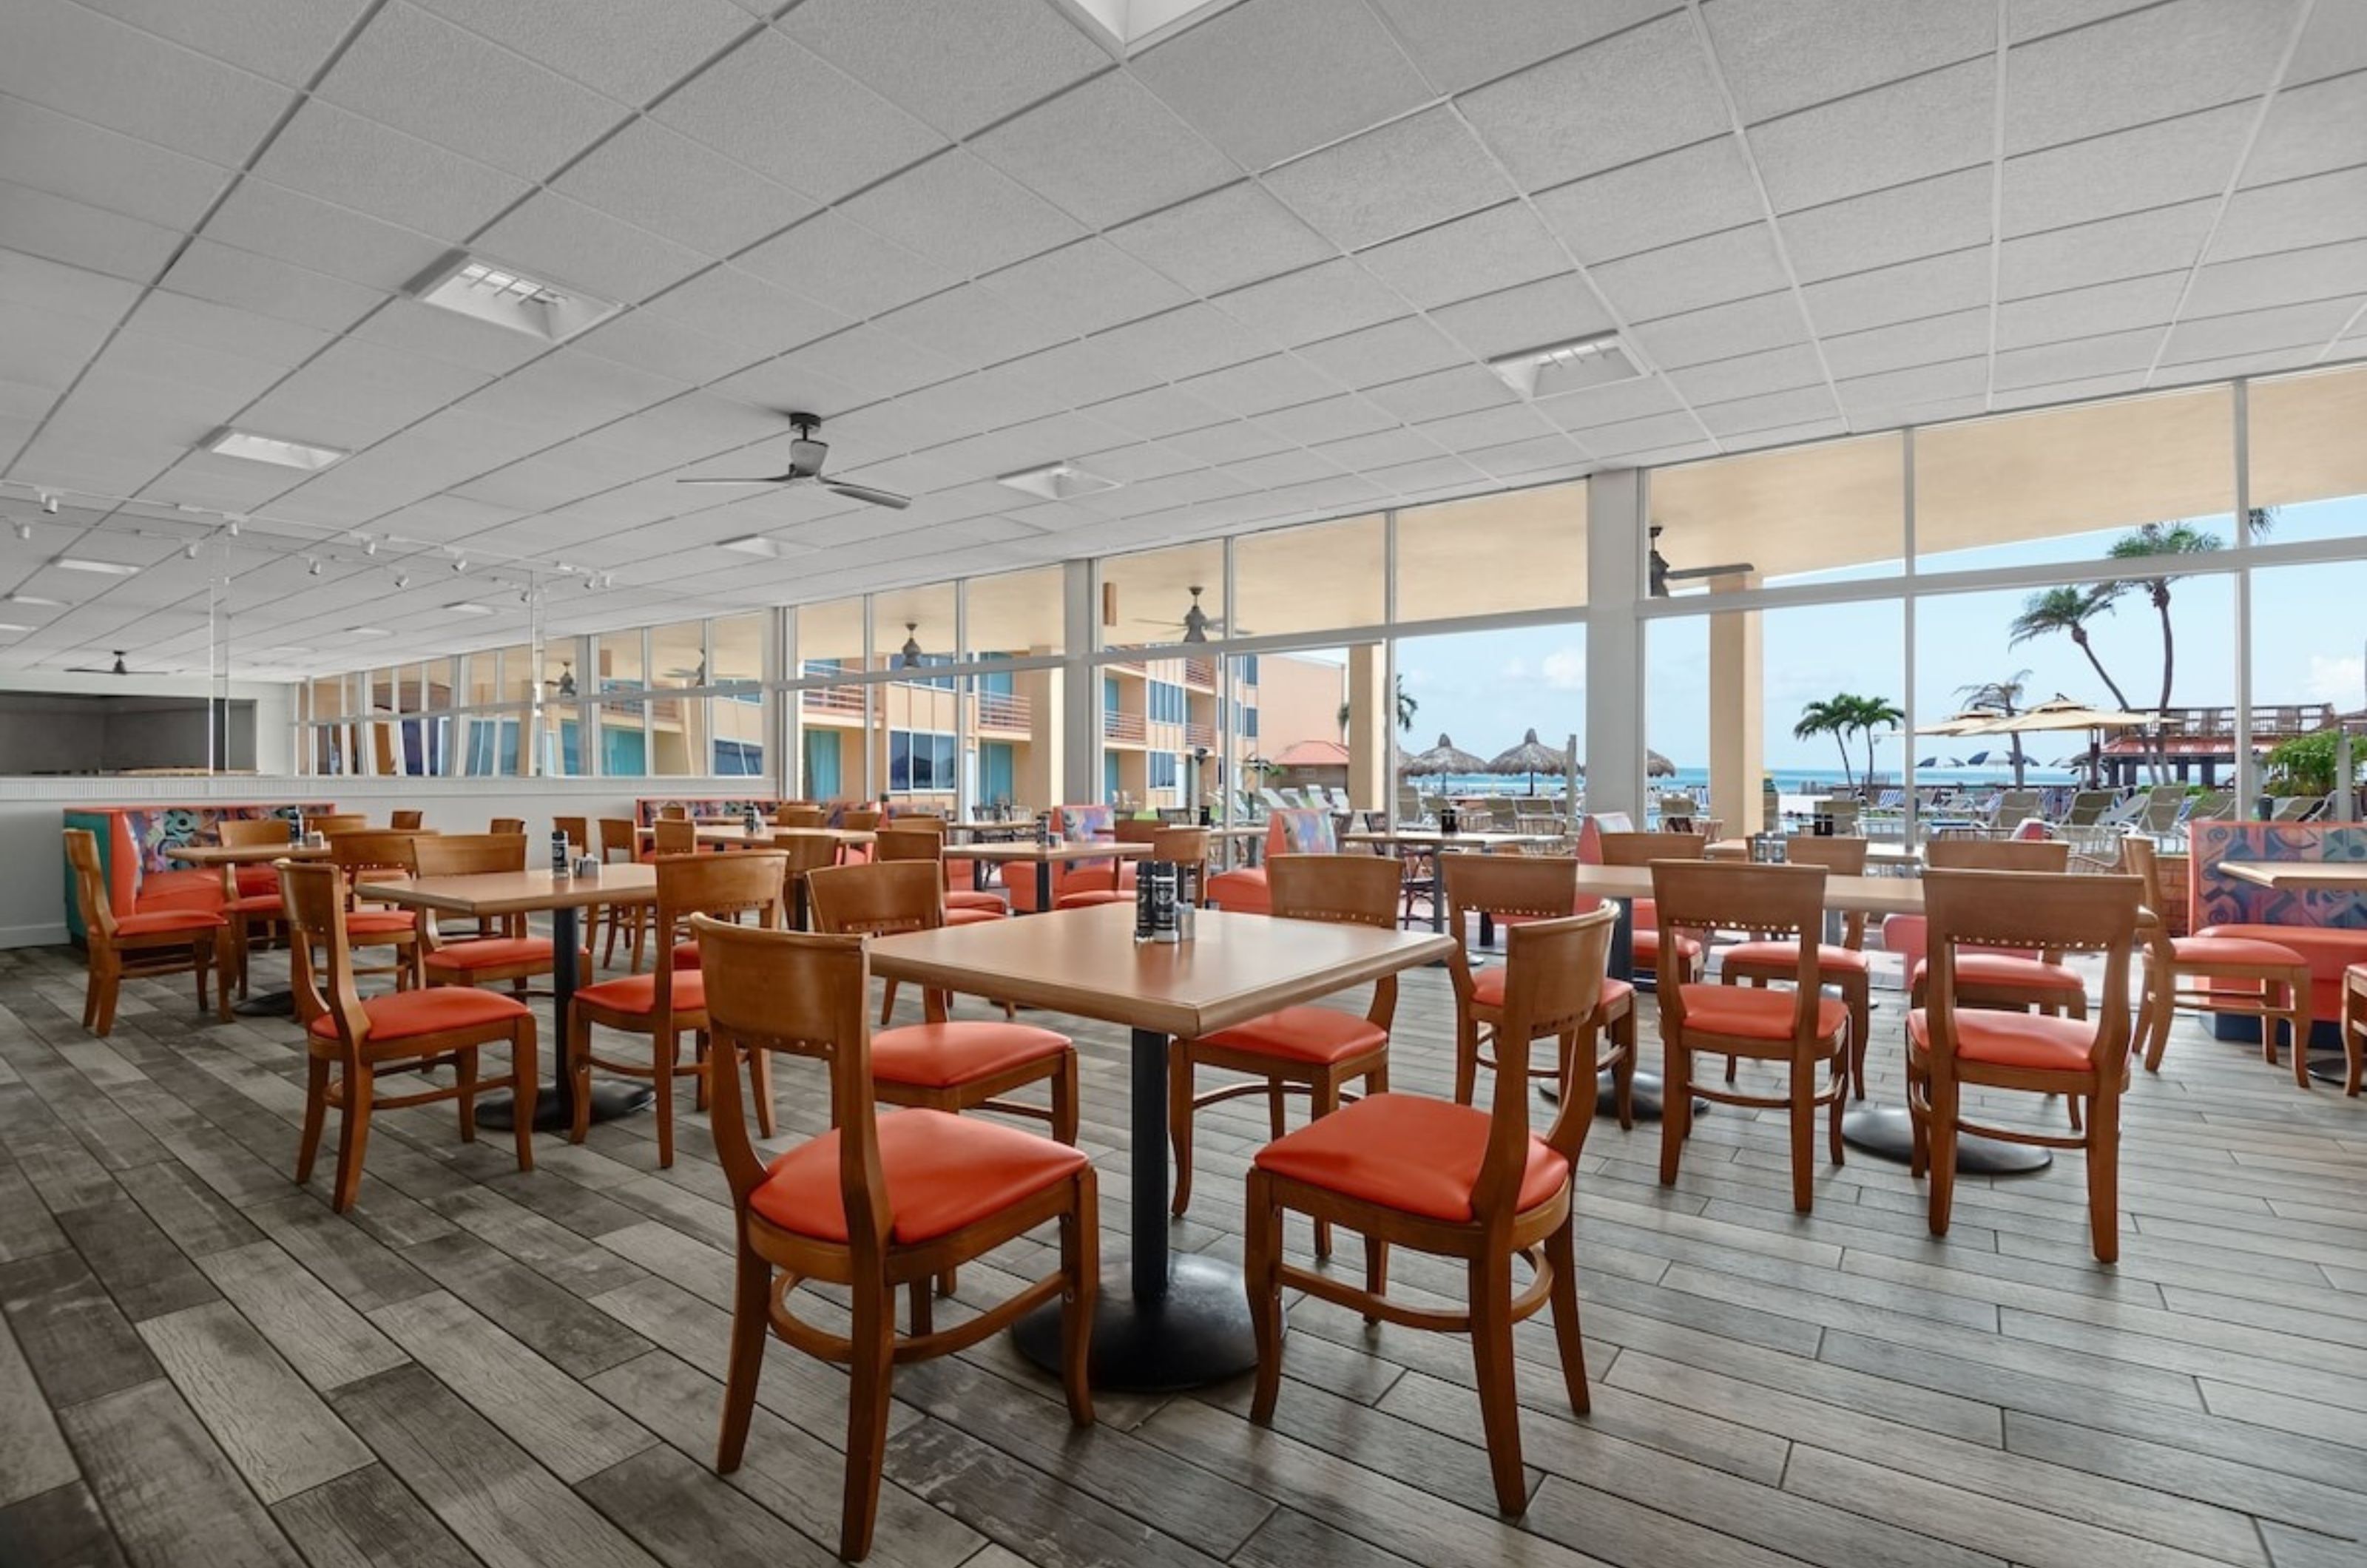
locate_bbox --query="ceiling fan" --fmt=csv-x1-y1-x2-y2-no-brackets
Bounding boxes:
67,649,170,676
1146,585,1249,643
675,412,910,510
1648,525,1756,597
543,660,576,697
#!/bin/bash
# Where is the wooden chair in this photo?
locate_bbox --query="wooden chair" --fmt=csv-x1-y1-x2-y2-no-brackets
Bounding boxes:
597,818,649,970
1171,854,1402,1258
1595,831,1705,982
696,918,1095,1561
773,803,825,828
64,828,231,1036
308,814,368,836
553,815,589,854
1909,868,2144,1261
651,817,698,855
489,817,525,836
840,808,885,832
570,850,788,1167
280,860,534,1212
413,834,561,997
323,830,426,989
805,861,1076,1144
1718,837,1874,1098
1652,861,1851,1212
2342,964,2366,1098
868,825,1007,1022
2123,837,2310,1081
1056,826,1207,910
657,804,690,821
389,809,425,831
1246,906,1614,1513
215,817,296,998
1442,854,1635,1127
1905,838,2089,1019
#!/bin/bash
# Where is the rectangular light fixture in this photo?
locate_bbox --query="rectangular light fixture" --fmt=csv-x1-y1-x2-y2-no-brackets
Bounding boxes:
0,623,31,634
53,556,140,576
720,534,785,558
445,602,496,616
349,627,392,638
408,252,620,343
997,460,1120,501
5,592,64,607
1485,333,1637,398
203,428,350,470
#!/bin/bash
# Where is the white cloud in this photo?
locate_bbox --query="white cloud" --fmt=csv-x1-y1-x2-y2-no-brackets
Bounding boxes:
2303,652,2365,708
1541,648,1585,691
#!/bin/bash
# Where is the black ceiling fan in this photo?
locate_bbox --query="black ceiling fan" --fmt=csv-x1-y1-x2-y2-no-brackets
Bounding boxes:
543,660,576,697
67,649,170,676
1648,525,1756,596
1147,585,1249,643
675,412,910,510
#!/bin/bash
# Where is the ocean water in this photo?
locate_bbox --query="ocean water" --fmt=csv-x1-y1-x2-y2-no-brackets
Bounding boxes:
1413,763,2075,798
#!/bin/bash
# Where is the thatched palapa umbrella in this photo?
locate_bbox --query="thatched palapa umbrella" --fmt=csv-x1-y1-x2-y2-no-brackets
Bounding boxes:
1403,732,1489,777
1487,728,1566,795
1647,749,1678,778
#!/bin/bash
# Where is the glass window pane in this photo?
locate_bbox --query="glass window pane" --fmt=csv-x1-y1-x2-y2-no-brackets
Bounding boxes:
797,597,866,799
543,638,579,703
712,613,766,684
1762,601,1904,830
874,582,955,675
2250,558,2366,811
652,620,705,687
600,703,647,776
596,630,644,695
1915,387,2234,574
965,567,1065,658
308,677,345,719
496,644,533,703
1651,434,1902,589
2247,365,2367,547
649,689,698,774
1101,541,1223,652
1396,483,1587,621
1394,623,1584,821
1235,515,1383,638
423,659,453,710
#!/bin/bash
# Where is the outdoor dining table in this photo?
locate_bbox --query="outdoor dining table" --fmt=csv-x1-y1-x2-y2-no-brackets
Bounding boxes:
958,839,1152,912
867,903,1454,1391
2215,859,2367,1085
357,865,658,1132
635,822,874,851
166,838,334,1017
1340,828,1565,936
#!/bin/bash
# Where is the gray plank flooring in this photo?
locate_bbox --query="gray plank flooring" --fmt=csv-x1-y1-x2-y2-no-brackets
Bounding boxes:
2,933,2364,1567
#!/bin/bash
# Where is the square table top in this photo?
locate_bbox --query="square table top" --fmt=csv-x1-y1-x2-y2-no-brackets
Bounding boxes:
166,842,332,866
1340,828,1560,849
865,903,1454,1039
1570,862,1928,919
957,840,1155,865
638,823,873,848
358,864,658,916
2216,860,2367,893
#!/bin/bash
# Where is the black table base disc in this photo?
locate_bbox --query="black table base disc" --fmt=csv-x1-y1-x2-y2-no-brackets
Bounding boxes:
1010,1254,1263,1393
473,1080,654,1133
2306,1054,2355,1089
1539,1069,1706,1123
233,990,299,1018
1840,1106,2053,1174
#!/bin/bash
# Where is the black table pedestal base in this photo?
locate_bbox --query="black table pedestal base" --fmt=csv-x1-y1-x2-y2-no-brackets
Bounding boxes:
1011,1254,1263,1393
233,990,297,1018
2306,1055,2354,1089
474,1080,653,1133
1539,1069,1705,1123
1840,1106,2053,1174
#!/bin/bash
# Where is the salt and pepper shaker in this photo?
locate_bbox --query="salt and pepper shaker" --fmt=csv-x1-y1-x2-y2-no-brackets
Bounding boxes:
1133,865,1155,941
288,814,303,846
1150,862,1180,944
743,802,762,835
551,829,572,878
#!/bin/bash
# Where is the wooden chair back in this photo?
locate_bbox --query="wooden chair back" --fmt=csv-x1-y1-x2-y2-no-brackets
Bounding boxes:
488,817,526,836
1442,854,1580,930
1928,837,2068,872
774,805,826,828
649,851,789,1018
2119,834,2169,912
806,861,945,940
657,805,689,821
64,829,118,942
553,816,589,851
840,808,885,833
873,826,946,864
1596,830,1708,867
325,830,422,885
1266,853,1404,1031
1482,907,1618,1184
692,921,884,1244
598,818,638,862
411,833,527,878
651,818,698,854
1650,861,1828,1038
308,814,369,836
774,831,844,882
1921,869,2141,1072
1152,827,1210,902
1114,819,1161,844
389,809,425,831
280,860,368,1048
1769,836,1869,944
219,817,294,849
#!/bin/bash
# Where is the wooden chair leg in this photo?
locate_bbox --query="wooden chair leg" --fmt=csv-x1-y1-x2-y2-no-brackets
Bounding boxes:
879,979,899,1027
296,1055,329,1184
2087,1089,2121,1265
456,1046,479,1142
839,1279,896,1563
1658,1044,1691,1187
510,1022,536,1173
652,1029,678,1169
1246,1169,1285,1424
1168,1046,1196,1219
2286,987,2313,1091
1544,1219,1590,1414
1925,1075,1959,1237
1468,1249,1527,1513
1052,1050,1079,1146
1060,1168,1097,1427
1311,1074,1342,1260
92,961,121,1036
81,963,99,1030
331,1064,374,1212
1611,1009,1636,1130
1363,1235,1388,1324
1847,980,1870,1100
1453,1011,1481,1105
715,1248,769,1474
906,1278,933,1338
1789,1056,1817,1213
568,1013,594,1144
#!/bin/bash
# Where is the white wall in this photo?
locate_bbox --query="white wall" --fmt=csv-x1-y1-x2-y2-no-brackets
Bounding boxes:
0,675,295,774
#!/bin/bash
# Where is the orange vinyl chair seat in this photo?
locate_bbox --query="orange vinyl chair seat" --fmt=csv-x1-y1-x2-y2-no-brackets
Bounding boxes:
226,891,284,916
344,910,418,937
575,969,706,1016
114,908,227,938
2169,933,2310,967
1675,984,1848,1042
944,888,1005,913
1910,951,2083,994
1252,1092,1567,1224
1054,889,1128,910
424,936,553,973
1206,867,1270,915
1908,1008,2096,1074
1197,1006,1386,1067
1631,929,1701,964
945,905,1004,926
670,941,701,970
305,986,528,1044
1473,967,1632,1013
869,1021,1072,1089
750,1107,1089,1245
1722,939,1869,973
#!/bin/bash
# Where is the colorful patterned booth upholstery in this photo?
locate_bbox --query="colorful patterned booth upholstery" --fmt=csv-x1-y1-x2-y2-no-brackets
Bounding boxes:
632,796,787,825
1206,808,1337,916
61,802,331,942
2189,820,2367,1040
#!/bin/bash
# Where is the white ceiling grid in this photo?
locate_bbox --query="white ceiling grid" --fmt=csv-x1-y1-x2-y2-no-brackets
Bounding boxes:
0,0,2358,676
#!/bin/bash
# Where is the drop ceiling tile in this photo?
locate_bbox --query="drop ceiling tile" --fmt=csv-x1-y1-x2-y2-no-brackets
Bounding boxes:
0,301,118,392
970,68,1236,229
2211,165,2367,263
317,1,622,180
735,211,963,320
1367,0,1672,95
2006,0,2295,155
553,120,815,258
476,191,710,303
1255,394,1399,447
1357,451,1490,496
1292,317,1467,387
1833,355,1989,410
410,0,752,105
1850,391,1994,430
1090,304,1268,382
1311,423,1437,469
874,284,1075,371
0,0,291,165
1109,181,1336,296
120,291,334,369
2003,101,2253,235
837,149,1086,276
2249,72,2367,194
2158,295,2361,365
1780,167,1994,280
1354,201,1570,312
639,266,850,359
76,0,368,85
2008,0,2157,43
1996,271,2188,351
203,180,450,294
1991,367,2149,407
1530,135,1764,268
1704,0,1996,123
0,249,143,325
0,95,232,232
1591,222,1790,323
1749,56,1995,213
1083,383,1231,440
1576,408,1710,457
781,0,1110,140
998,336,1165,408
982,238,1195,337
2283,1,2367,87
1629,290,1811,370
1666,342,1825,404
1070,439,1203,484
1263,107,1515,252
1456,431,1584,479
1208,260,1407,345
251,99,530,245
159,240,387,332
1799,246,1991,335
1362,364,1521,423
1428,274,1617,361
1694,382,1838,437
1819,305,1991,379
2184,237,2367,317
763,325,965,405
1988,325,2163,388
244,337,493,449
0,179,183,283
1410,402,1557,453
1533,372,1686,431
1159,420,1291,465
1176,354,1346,418
1996,199,2215,298
1226,447,1350,489
1459,14,1730,190
1130,0,1430,171
652,30,944,203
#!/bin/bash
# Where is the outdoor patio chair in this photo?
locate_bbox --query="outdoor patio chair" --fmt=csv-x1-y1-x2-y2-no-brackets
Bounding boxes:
2059,790,2115,827
2138,789,2188,839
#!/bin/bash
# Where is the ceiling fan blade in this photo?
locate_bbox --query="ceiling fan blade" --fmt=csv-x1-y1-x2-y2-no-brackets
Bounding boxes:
676,473,794,486
822,479,910,510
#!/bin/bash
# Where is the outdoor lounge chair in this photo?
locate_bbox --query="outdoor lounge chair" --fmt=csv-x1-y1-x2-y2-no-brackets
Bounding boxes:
2059,789,2115,827
2138,788,2188,840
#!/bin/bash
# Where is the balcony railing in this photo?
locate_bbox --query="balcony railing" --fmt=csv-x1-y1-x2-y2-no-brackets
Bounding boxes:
800,687,864,714
1182,658,1217,690
976,691,1033,731
1185,722,1216,750
1104,709,1145,743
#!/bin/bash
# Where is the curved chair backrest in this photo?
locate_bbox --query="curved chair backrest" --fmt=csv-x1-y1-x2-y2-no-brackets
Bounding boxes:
1920,869,2141,1071
1928,837,2068,872
806,860,945,940
309,814,369,836
326,830,422,886
1650,861,1828,1039
219,817,293,849
657,805,689,821
651,818,698,854
280,859,367,1048
488,817,526,837
873,827,945,864
1766,835,1868,943
649,851,788,1021
553,816,589,852
1267,852,1402,930
2119,834,2167,913
412,833,527,878
389,809,425,831
598,818,638,862
1596,831,1707,868
64,828,117,941
840,808,885,833
1480,907,1617,1187
774,805,826,828
1442,854,1581,936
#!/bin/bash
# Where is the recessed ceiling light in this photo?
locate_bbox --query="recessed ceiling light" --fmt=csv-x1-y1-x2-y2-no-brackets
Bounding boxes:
997,460,1120,501
408,251,620,343
1058,0,1243,53
720,534,787,558
0,623,31,634
11,523,29,541
53,557,139,575
1484,333,1638,399
350,627,392,638
445,602,496,615
203,428,350,471
5,592,64,607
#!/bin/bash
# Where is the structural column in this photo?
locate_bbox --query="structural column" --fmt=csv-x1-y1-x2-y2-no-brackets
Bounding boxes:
1344,643,1388,808
1061,559,1098,805
1584,469,1644,822
1706,573,1764,834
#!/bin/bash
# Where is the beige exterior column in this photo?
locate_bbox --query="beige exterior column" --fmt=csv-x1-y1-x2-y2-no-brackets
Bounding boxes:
1345,643,1388,808
1707,573,1763,834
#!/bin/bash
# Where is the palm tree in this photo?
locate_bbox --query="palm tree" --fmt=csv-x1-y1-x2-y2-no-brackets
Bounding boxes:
1794,695,1857,791
2009,585,2136,710
2107,509,2269,781
1956,669,2032,786
1846,694,1905,790
1340,675,1418,737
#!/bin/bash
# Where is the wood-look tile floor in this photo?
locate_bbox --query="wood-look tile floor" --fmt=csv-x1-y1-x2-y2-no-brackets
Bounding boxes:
4,936,2364,1568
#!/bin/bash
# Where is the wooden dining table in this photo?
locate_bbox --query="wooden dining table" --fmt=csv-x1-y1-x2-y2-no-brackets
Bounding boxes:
358,865,659,1132
959,839,1152,911
166,839,334,1017
1340,828,1566,936
867,904,1454,1391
